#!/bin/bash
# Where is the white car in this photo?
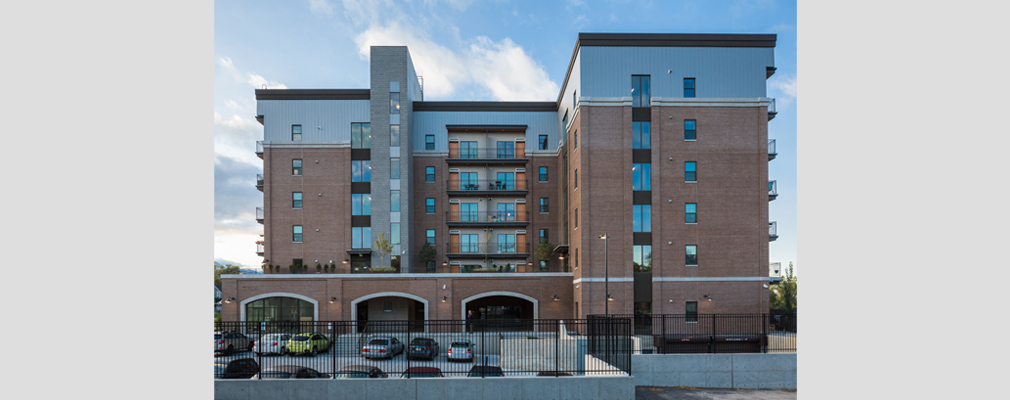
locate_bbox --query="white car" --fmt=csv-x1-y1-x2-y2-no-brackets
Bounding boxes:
253,333,293,356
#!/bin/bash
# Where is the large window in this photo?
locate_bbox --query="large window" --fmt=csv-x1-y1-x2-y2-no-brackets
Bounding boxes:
351,123,371,149
390,158,400,179
390,125,400,147
540,197,549,213
632,122,650,149
496,172,515,190
425,198,435,214
390,92,400,114
460,203,478,222
539,166,548,182
633,205,651,232
539,229,548,244
496,203,516,221
425,166,435,182
351,160,371,182
633,163,651,190
686,245,698,266
425,135,435,150
292,159,302,176
459,141,478,159
632,75,651,107
685,203,697,223
426,229,435,245
460,234,478,253
460,172,478,189
291,125,302,141
293,225,303,242
633,245,652,272
390,191,400,212
497,234,516,253
292,192,302,209
352,227,371,249
496,141,515,159
684,78,695,98
686,301,698,322
685,162,697,182
684,120,696,140
245,297,314,323
352,194,371,215
391,223,400,245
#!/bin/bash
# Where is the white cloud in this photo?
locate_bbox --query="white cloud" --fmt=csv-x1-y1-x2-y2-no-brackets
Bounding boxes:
247,73,287,90
218,56,287,89
308,0,334,17
769,73,796,109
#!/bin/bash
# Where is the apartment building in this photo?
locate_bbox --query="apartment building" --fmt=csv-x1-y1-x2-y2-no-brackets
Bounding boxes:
222,33,779,326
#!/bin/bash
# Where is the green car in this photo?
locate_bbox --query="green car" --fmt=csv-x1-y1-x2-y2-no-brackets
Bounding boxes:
285,333,330,357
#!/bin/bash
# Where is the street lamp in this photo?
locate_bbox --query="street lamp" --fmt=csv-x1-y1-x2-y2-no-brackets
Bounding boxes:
599,233,610,315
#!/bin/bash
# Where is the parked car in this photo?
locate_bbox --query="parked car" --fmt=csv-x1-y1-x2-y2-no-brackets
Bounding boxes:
467,365,504,377
446,341,474,362
253,333,292,356
217,358,260,379
215,331,254,356
400,367,443,378
536,371,572,377
361,337,404,359
406,337,439,361
252,365,330,379
333,365,387,379
285,332,330,357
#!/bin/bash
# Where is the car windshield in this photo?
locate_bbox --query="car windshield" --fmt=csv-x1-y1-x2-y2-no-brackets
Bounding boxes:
451,342,469,347
334,372,370,379
368,339,389,345
214,334,222,339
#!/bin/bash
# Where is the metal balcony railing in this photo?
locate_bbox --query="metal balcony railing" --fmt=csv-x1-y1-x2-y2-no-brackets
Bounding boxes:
447,147,527,160
768,139,777,161
256,243,264,256
255,174,264,191
768,98,777,120
255,140,263,158
769,222,778,241
446,241,529,256
256,207,264,223
446,179,528,192
414,262,566,273
768,180,778,201
446,211,529,224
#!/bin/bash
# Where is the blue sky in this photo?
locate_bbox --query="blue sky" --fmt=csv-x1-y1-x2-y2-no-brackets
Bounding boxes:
214,0,799,274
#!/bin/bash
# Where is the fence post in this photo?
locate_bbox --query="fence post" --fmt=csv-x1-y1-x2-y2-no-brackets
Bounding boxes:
256,321,262,379
710,315,717,354
762,314,768,353
406,320,411,376
555,319,560,376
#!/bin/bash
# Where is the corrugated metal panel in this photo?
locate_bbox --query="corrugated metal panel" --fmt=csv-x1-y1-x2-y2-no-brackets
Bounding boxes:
412,111,558,151
579,47,774,99
557,51,582,141
257,100,370,143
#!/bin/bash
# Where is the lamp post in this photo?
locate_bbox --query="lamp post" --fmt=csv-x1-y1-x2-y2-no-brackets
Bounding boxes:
599,233,610,316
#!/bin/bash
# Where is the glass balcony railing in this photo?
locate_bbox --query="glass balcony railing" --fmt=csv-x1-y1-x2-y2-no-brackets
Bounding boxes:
447,147,527,160
446,179,528,192
255,140,263,159
255,174,264,191
769,222,778,241
446,241,529,256
256,207,264,223
768,180,778,201
446,211,529,224
768,139,777,161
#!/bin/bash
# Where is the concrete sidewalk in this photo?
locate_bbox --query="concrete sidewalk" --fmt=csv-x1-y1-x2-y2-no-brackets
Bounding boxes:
636,386,797,400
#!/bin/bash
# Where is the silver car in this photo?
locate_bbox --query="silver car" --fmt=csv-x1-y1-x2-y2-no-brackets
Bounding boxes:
253,333,292,356
361,337,404,359
215,331,253,355
447,341,474,362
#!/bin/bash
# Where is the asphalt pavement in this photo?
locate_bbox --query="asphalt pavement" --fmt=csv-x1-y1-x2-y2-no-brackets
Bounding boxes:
636,387,797,400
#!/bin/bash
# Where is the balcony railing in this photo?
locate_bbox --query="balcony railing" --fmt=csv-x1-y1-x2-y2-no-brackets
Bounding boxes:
350,265,400,274
768,139,777,161
769,262,782,284
769,222,778,241
446,179,528,192
255,174,264,191
446,210,529,225
256,207,264,223
414,262,564,274
255,140,263,159
256,243,264,256
768,180,778,201
768,98,777,120
447,147,527,161
446,241,529,257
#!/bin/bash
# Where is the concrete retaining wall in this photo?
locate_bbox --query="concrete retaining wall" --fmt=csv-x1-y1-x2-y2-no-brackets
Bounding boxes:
631,353,796,389
215,376,635,400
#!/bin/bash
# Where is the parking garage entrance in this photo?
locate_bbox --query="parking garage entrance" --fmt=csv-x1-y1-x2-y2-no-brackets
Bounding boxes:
465,295,535,331
355,296,426,332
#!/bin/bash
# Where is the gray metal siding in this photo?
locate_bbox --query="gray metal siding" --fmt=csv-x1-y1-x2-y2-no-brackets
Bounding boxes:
558,51,582,141
412,111,559,151
257,100,370,143
579,47,774,99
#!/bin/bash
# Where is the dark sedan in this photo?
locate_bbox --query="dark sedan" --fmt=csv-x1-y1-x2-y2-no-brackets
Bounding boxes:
401,367,443,378
334,365,387,379
252,365,330,379
407,338,440,361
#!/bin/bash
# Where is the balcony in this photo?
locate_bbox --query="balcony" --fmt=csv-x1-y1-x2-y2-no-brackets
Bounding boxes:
768,180,778,201
769,262,782,284
255,141,263,159
256,243,264,256
446,179,528,195
414,262,564,274
769,222,778,241
768,98,777,120
446,211,529,227
446,241,529,259
446,147,528,165
768,139,777,161
256,207,264,223
255,174,264,191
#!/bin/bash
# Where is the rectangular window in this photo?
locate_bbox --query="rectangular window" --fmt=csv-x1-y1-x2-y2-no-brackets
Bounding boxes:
539,135,548,150
426,229,435,245
460,172,478,189
390,125,400,147
293,225,303,242
574,130,578,150
539,229,548,244
351,194,371,216
390,191,400,212
460,203,478,222
633,163,651,190
292,125,302,141
352,227,371,249
573,90,577,108
351,123,371,149
575,208,578,229
391,223,400,245
390,158,400,179
497,234,516,253
633,245,652,272
459,141,478,159
292,159,302,176
539,166,548,182
686,203,697,223
496,141,515,159
633,205,651,232
425,166,435,182
351,160,371,182
460,234,478,253
686,301,698,322
425,198,435,214
632,122,650,149
292,192,302,209
496,203,516,221
684,78,695,98
540,197,549,213
685,162,697,182
632,75,651,107
684,120,696,140
574,169,578,190
686,245,698,266
425,135,435,150
495,172,515,190
390,92,400,114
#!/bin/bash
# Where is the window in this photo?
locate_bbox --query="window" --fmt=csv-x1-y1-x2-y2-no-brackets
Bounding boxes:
425,135,435,150
425,166,435,182
460,172,478,189
496,141,515,159
684,78,695,98
496,203,515,221
684,120,696,140
292,125,302,141
633,245,652,272
390,92,400,114
390,158,400,179
497,234,516,253
573,130,578,150
574,169,578,190
460,234,479,253
459,141,478,159
539,166,548,182
632,122,650,149
352,194,371,215
540,198,549,213
292,159,302,176
293,225,303,242
390,125,400,147
391,223,400,245
292,192,302,209
460,203,478,222
686,245,698,265
685,162,697,182
539,135,548,150
351,160,371,182
539,229,548,244
632,163,651,190
575,248,578,269
425,198,435,214
633,205,651,232
632,75,651,107
575,208,579,229
685,203,698,223
495,172,515,190
390,191,400,212
686,301,698,322
352,227,371,248
426,229,435,245
573,90,577,108
351,123,371,149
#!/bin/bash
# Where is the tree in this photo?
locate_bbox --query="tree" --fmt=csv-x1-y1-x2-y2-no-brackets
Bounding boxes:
534,239,555,271
769,262,797,311
214,263,242,286
374,232,393,268
419,241,437,272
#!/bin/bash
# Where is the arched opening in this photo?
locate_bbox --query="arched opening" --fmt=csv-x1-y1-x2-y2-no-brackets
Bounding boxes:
351,292,429,333
462,293,537,332
241,294,318,333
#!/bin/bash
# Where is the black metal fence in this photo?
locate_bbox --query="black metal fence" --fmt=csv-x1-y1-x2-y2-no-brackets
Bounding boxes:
608,313,797,354
214,318,631,379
